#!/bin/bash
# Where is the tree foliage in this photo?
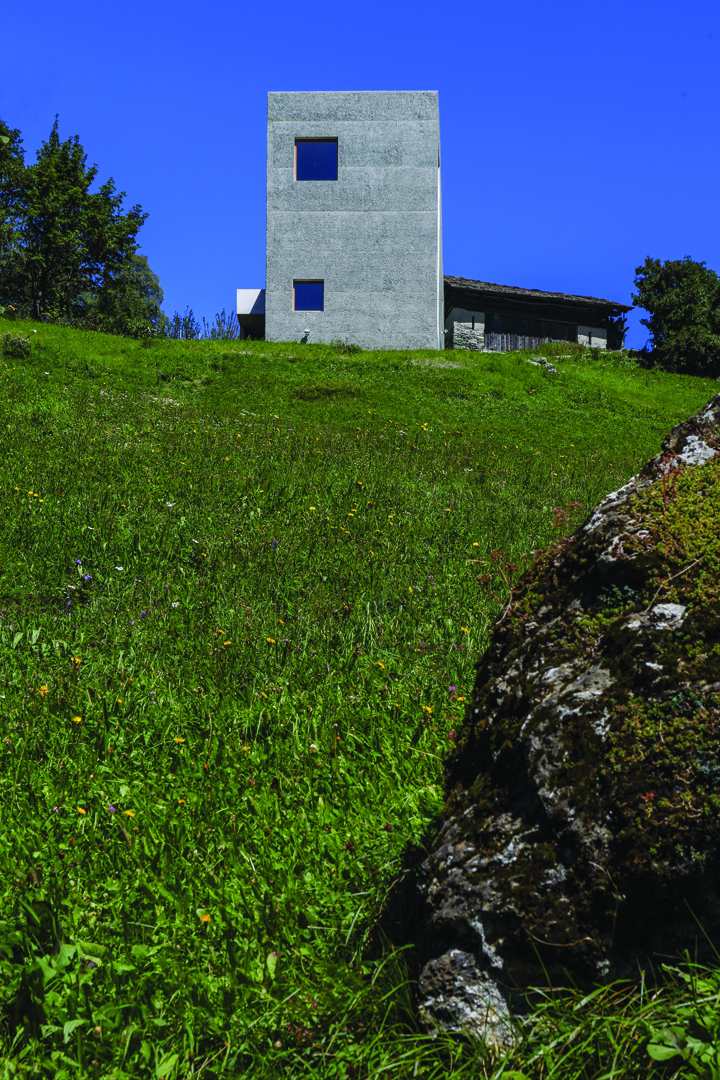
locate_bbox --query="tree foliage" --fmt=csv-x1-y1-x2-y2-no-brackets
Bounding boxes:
632,256,720,375
0,117,165,335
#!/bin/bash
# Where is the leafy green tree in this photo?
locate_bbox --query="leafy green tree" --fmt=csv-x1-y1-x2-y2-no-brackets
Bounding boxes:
632,256,720,375
0,121,25,279
79,253,166,337
0,117,162,334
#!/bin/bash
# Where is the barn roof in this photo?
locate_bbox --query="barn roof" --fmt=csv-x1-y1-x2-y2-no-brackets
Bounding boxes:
444,275,632,314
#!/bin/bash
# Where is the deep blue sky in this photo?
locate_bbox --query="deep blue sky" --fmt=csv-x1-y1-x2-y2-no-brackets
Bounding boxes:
4,0,719,347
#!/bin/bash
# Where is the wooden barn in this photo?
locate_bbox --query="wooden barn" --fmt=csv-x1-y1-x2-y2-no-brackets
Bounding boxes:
444,276,631,352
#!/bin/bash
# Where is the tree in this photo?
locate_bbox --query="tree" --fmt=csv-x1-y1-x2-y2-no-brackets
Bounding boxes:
79,253,166,337
632,256,720,376
0,117,162,334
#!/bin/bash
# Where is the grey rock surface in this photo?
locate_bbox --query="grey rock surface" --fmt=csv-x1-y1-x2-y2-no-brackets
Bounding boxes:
414,393,720,1039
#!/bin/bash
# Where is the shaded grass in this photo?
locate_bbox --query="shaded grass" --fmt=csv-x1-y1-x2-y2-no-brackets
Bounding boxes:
0,315,718,1077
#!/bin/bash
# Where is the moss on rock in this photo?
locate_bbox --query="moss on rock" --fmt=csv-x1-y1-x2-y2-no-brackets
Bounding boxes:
416,393,720,1038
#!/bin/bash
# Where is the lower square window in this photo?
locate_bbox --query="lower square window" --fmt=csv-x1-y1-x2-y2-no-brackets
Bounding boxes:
294,280,324,311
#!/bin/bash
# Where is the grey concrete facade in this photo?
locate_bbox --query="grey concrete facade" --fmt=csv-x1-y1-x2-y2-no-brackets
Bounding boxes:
265,91,443,351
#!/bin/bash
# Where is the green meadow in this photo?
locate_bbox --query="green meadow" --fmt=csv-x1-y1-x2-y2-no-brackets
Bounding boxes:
1,317,718,1078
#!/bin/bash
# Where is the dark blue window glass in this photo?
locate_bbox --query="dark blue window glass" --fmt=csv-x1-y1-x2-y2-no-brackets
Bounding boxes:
294,281,324,311
296,140,337,181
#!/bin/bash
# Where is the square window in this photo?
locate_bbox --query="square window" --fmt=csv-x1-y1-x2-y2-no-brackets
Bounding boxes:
294,280,324,311
295,139,338,181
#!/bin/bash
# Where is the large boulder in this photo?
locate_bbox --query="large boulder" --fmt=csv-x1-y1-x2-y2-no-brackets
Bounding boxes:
416,393,720,1039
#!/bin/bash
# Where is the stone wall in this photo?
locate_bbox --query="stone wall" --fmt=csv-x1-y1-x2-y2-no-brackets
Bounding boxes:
451,324,485,351
577,326,607,349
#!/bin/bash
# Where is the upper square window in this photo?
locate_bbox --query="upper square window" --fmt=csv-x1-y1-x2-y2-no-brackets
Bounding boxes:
294,281,324,311
295,139,338,181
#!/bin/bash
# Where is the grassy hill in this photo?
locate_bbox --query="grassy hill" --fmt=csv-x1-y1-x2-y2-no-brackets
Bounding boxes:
0,316,717,1078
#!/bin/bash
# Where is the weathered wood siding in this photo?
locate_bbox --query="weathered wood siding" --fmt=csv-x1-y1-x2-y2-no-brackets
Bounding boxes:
483,332,574,352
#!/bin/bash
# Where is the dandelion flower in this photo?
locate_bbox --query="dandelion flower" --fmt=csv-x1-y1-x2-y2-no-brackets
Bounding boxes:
72,716,82,724
309,506,316,510
174,737,186,744
39,686,48,696
377,662,385,669
267,638,275,644
201,913,211,924
116,698,123,704
178,799,185,804
124,810,135,818
472,542,479,547
457,697,467,702
78,806,86,815
223,640,231,645
278,619,284,625
461,627,469,633
422,706,433,715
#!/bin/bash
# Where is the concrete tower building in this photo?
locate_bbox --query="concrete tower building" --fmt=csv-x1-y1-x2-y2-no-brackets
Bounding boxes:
263,91,443,351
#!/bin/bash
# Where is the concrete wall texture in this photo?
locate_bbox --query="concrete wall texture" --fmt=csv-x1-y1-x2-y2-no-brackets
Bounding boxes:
265,91,443,351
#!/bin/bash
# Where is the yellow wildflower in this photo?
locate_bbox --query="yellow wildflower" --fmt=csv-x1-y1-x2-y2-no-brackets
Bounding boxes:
267,638,275,644
78,807,86,815
174,737,186,744
39,686,48,697
124,810,135,818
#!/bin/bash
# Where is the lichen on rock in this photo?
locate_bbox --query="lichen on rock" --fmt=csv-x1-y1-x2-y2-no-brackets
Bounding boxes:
415,393,720,1040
